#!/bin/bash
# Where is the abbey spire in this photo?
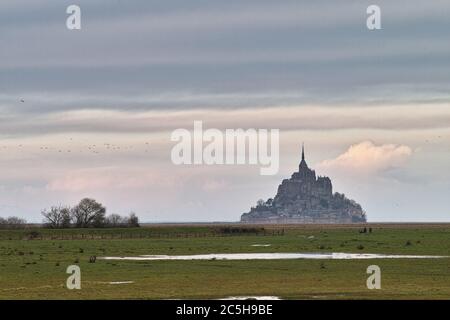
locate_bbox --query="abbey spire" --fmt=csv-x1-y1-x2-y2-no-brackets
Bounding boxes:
302,143,305,161
299,143,308,170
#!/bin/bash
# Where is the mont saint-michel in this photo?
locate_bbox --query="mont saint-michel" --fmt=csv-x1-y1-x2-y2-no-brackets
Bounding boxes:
241,146,366,224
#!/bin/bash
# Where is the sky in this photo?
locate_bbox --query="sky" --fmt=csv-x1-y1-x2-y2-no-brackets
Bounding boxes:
0,0,449,222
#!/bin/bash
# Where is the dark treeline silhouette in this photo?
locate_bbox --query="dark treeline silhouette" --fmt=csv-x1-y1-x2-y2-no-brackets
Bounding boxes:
0,216,28,229
0,198,140,230
216,226,266,234
41,198,140,229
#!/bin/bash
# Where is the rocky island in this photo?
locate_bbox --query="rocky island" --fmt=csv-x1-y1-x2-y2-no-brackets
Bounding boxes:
241,145,366,224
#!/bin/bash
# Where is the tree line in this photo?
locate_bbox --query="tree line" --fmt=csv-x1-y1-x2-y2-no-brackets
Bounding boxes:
0,216,27,229
0,198,140,229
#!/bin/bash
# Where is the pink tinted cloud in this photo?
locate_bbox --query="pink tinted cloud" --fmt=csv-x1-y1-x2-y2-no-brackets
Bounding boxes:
318,141,413,175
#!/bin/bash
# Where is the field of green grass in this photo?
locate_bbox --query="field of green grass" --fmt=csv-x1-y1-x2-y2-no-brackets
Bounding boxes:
0,224,449,299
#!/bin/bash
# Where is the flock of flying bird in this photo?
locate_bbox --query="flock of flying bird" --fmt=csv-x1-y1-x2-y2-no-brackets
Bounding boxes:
4,98,153,155
7,142,155,155
12,97,447,155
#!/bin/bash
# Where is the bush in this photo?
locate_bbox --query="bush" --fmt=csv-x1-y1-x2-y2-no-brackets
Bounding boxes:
25,231,41,240
216,227,264,234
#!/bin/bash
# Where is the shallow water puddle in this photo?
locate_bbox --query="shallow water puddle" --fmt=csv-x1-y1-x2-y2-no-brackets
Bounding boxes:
108,281,134,285
99,252,448,261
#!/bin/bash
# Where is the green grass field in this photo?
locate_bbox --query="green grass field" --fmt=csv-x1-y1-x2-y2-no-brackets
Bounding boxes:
0,224,449,299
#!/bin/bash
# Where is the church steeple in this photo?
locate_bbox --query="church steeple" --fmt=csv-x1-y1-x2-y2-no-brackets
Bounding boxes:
299,143,308,170
302,143,305,161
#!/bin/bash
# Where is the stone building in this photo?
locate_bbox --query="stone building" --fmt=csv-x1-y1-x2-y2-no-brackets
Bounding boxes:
241,145,366,223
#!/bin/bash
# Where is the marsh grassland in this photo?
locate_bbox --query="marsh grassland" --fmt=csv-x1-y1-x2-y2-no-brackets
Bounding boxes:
0,224,449,299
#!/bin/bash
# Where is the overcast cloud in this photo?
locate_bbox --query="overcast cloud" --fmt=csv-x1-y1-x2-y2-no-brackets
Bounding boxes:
0,1,449,221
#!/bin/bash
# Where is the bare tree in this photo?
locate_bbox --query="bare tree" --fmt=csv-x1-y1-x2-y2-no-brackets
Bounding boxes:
71,198,106,228
105,213,125,227
42,206,71,229
127,212,140,227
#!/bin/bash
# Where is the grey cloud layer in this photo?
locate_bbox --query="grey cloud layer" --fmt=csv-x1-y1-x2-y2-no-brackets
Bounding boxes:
1,0,450,110
0,105,449,136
